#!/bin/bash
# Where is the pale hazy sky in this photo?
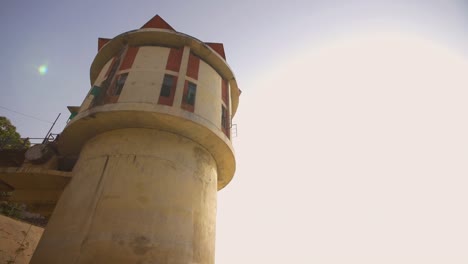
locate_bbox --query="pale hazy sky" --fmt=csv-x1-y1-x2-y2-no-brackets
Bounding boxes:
1,1,468,263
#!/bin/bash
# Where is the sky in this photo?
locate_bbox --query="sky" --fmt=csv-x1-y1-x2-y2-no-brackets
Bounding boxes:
1,0,468,263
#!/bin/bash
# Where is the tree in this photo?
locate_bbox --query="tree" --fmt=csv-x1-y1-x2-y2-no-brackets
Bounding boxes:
0,118,42,224
0,116,30,150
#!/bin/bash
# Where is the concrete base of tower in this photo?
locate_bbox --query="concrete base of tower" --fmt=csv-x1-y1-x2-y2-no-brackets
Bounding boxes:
30,128,218,264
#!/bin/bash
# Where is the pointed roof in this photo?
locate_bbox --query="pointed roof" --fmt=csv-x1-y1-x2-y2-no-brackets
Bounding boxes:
141,15,175,31
98,38,111,51
205,42,226,60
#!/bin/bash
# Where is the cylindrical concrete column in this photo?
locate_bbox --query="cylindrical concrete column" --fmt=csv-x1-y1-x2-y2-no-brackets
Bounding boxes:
31,128,218,264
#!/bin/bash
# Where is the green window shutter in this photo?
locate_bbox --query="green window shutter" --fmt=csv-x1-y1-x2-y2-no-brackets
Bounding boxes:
69,112,78,120
90,86,101,96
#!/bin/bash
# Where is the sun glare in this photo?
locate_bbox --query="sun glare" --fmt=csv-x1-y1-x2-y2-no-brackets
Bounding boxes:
38,64,48,75
241,31,468,260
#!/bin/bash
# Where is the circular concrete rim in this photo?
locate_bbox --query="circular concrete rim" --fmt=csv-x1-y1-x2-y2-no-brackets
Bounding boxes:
90,28,240,116
58,104,236,190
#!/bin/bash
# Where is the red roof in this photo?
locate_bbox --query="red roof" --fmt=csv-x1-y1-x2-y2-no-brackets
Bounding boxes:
205,42,226,60
98,38,110,51
141,15,175,31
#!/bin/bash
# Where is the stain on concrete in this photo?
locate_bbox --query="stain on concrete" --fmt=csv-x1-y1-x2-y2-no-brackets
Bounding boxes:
130,236,151,255
137,196,149,204
193,146,214,184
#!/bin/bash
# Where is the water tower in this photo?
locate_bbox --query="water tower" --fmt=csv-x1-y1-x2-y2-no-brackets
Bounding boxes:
30,15,240,264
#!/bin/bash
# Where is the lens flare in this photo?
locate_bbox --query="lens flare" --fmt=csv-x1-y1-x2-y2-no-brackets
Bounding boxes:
38,64,48,75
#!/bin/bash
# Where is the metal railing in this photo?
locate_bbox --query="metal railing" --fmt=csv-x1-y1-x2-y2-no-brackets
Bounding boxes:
0,133,60,151
27,133,60,145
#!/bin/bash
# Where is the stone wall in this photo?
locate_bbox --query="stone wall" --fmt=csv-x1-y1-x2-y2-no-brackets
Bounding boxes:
0,214,43,264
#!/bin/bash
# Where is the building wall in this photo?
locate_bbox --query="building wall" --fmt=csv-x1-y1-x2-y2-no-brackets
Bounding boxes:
0,214,44,264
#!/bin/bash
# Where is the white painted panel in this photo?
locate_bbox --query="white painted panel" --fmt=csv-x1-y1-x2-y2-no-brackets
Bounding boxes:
118,71,164,104
195,60,222,129
133,46,169,70
118,46,170,104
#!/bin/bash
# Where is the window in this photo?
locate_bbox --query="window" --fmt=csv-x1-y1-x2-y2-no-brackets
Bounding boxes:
90,85,101,96
221,105,230,138
181,81,197,112
221,106,229,129
114,73,128,95
158,74,177,106
186,82,197,106
160,75,174,97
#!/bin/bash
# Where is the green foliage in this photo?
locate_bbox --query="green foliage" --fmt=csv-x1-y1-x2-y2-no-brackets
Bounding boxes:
0,196,48,226
0,116,30,150
0,201,25,219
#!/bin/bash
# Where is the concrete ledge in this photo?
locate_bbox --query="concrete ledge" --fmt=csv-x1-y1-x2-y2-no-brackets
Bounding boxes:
59,104,236,190
0,168,72,216
0,167,71,190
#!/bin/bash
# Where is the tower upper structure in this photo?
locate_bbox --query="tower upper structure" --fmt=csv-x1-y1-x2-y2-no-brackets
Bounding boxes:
59,15,240,189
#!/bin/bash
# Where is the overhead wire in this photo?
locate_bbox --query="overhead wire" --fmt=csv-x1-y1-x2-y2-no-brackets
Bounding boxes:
0,105,53,124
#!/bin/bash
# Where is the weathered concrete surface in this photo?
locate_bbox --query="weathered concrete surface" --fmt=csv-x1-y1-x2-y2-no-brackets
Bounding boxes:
31,128,218,264
0,214,44,264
